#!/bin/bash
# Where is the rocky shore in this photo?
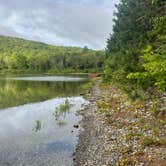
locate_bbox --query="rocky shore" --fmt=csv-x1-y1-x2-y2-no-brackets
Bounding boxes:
75,80,166,166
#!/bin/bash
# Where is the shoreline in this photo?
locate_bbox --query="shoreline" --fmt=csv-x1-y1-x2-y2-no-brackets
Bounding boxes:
75,80,113,165
75,80,166,165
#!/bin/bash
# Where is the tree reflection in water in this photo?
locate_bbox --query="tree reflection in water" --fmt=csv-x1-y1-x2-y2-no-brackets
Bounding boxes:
0,76,88,109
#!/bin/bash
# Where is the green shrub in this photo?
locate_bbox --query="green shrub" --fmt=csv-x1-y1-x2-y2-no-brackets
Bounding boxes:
127,45,166,91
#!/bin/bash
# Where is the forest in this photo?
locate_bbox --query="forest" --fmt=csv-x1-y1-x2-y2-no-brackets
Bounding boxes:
104,0,166,94
0,35,105,73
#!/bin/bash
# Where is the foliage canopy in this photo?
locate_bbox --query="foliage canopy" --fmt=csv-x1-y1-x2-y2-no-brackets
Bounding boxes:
105,0,166,92
0,35,105,73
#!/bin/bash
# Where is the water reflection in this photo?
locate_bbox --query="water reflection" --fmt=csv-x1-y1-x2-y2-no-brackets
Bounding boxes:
0,75,89,165
6,76,86,82
0,97,87,166
0,75,88,109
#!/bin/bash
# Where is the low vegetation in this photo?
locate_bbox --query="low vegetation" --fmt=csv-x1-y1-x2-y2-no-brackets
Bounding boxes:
59,99,72,112
97,83,166,165
34,120,41,132
53,99,72,121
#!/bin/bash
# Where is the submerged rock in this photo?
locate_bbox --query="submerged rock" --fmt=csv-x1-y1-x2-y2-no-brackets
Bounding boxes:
73,124,79,128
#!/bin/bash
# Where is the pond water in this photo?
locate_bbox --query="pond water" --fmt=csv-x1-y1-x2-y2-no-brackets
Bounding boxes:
0,75,89,166
0,75,88,109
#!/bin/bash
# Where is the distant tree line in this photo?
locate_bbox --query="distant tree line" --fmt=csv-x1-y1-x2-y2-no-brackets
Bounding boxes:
0,36,105,73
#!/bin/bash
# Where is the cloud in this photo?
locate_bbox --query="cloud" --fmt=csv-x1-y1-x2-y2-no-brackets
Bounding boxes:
0,0,119,49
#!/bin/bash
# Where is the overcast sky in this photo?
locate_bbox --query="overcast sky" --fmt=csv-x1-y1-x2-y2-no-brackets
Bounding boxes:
0,0,119,49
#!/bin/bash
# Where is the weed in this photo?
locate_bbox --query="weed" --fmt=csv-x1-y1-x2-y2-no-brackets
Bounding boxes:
53,99,72,121
117,157,133,166
57,121,67,126
121,146,133,154
141,136,166,147
59,99,71,112
34,120,41,132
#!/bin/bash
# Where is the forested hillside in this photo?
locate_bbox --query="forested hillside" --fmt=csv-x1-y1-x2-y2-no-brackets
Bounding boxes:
105,0,166,94
0,35,105,73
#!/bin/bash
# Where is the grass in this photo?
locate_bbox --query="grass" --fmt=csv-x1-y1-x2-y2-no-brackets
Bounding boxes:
125,131,144,141
57,121,67,126
34,120,41,132
82,81,93,94
141,136,166,147
59,99,71,112
53,99,72,121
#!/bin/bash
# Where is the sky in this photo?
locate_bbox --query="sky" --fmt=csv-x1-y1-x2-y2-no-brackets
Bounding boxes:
0,0,119,49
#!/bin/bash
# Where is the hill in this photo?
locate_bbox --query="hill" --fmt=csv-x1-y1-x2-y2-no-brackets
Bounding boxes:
0,35,105,73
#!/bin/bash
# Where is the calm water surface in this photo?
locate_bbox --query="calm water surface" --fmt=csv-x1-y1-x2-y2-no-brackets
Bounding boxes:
0,75,89,166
